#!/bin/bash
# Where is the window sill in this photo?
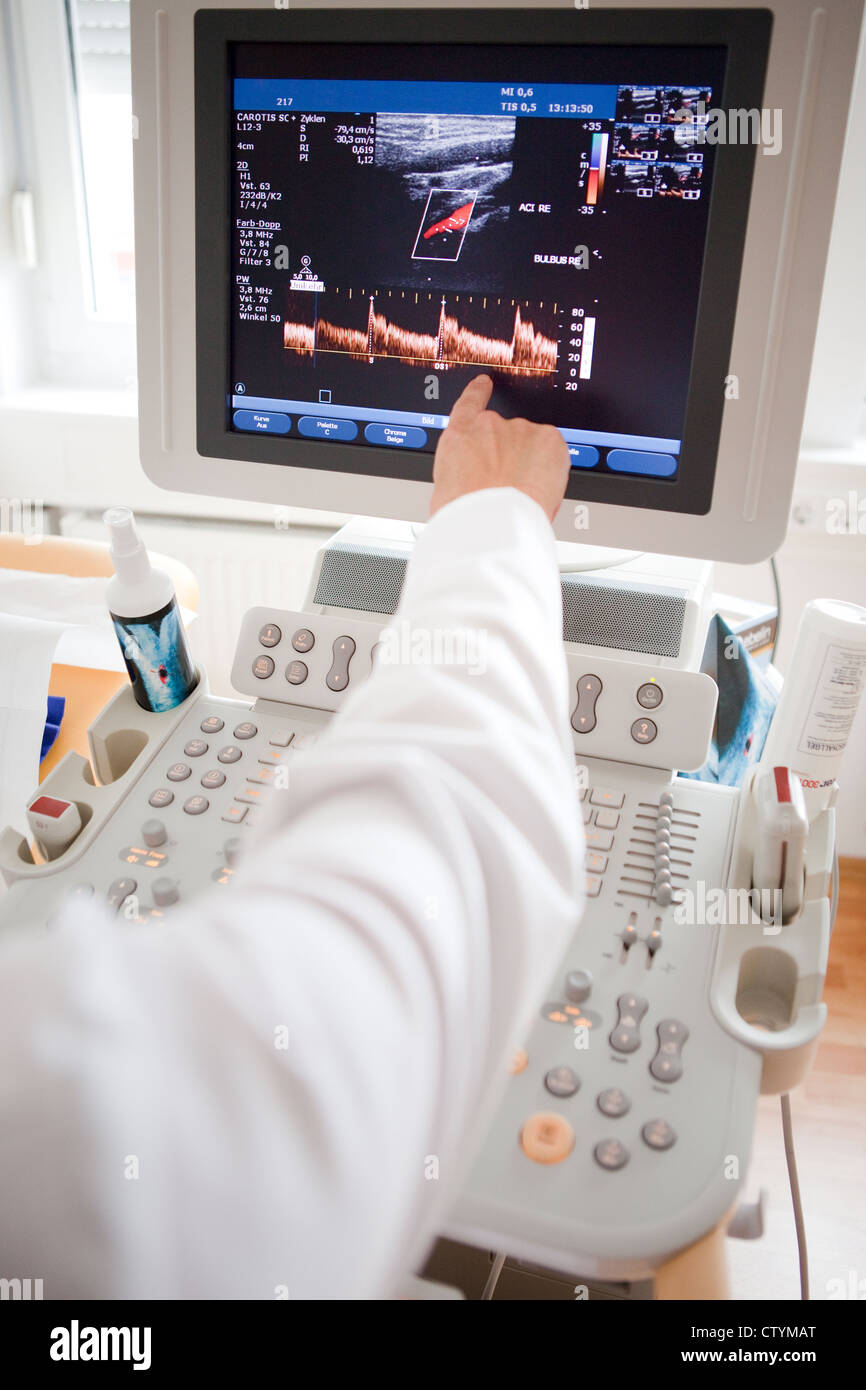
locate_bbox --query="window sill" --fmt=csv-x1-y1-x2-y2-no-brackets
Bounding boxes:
0,388,349,531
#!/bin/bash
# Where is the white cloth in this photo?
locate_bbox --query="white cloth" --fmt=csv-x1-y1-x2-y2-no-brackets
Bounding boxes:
0,488,584,1299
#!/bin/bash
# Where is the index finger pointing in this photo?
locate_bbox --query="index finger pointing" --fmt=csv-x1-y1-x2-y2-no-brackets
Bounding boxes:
446,373,494,429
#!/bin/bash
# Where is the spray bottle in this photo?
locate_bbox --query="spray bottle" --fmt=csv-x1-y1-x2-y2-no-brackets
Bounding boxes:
104,506,198,712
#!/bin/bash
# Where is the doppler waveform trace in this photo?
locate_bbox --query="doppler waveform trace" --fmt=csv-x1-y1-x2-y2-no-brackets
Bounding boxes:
282,290,559,376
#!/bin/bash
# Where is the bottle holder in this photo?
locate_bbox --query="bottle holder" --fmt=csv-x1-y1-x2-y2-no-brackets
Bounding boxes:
710,768,833,1094
0,667,208,888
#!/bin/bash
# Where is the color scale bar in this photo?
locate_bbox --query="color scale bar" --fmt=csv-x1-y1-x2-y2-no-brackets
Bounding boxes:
579,317,596,379
586,132,609,206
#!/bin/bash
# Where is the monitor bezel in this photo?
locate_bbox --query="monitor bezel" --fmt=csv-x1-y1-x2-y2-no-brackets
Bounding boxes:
194,7,772,518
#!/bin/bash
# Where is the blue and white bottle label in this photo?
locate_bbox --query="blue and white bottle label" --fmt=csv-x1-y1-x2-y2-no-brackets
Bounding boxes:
111,598,198,712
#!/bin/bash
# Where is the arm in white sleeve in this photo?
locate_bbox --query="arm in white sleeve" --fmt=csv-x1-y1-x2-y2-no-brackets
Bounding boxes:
0,488,584,1299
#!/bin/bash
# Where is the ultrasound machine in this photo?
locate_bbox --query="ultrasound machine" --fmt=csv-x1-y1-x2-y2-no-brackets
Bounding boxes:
1,0,862,1299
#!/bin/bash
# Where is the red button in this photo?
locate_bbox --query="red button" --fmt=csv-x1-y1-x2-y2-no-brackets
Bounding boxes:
29,796,71,819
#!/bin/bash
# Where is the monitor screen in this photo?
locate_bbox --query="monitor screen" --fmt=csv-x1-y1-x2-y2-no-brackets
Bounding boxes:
195,12,767,518
229,43,724,484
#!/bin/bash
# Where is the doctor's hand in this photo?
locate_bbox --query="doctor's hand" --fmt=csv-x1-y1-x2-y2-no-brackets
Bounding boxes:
430,374,570,523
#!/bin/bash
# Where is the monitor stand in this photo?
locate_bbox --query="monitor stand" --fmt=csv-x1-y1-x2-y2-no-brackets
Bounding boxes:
555,541,642,573
320,514,641,574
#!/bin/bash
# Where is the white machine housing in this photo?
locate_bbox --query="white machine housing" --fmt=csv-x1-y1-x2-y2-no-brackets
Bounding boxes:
0,586,834,1282
131,0,864,562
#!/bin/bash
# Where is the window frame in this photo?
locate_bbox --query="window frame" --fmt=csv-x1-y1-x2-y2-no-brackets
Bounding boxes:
0,0,136,394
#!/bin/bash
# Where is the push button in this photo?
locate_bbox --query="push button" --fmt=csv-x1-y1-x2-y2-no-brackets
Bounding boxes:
252,655,275,680
606,449,677,478
298,415,358,441
610,993,648,1053
201,769,226,790
642,1119,677,1150
567,444,600,469
327,636,356,692
292,629,315,653
249,764,277,785
597,1088,631,1118
637,681,663,709
200,715,225,734
571,674,602,734
108,878,137,911
233,409,291,435
218,746,243,764
286,660,308,685
594,1138,630,1170
148,788,174,808
166,763,191,782
237,784,269,805
590,789,625,808
650,1019,689,1082
258,623,282,648
258,747,287,764
364,422,427,448
183,739,208,758
631,717,658,745
585,829,614,851
520,1113,575,1165
544,1066,580,1098
233,722,258,740
183,795,209,816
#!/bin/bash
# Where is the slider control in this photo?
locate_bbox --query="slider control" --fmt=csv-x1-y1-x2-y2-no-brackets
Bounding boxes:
620,911,638,954
654,792,675,905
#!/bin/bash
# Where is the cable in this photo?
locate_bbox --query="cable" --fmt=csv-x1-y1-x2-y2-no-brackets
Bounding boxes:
481,1252,506,1300
780,1093,809,1300
769,555,782,664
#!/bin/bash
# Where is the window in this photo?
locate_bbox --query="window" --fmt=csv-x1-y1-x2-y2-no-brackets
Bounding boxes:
69,0,135,322
0,0,135,392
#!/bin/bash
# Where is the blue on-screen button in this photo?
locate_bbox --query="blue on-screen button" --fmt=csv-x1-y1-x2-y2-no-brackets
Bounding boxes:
606,449,677,478
567,444,600,469
233,409,291,435
364,423,428,448
298,415,358,441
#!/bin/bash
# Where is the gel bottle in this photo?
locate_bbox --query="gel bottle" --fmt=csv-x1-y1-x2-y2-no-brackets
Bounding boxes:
104,506,198,712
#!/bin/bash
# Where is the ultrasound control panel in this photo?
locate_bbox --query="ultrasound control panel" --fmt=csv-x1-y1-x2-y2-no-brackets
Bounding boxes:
449,756,760,1280
0,605,828,1283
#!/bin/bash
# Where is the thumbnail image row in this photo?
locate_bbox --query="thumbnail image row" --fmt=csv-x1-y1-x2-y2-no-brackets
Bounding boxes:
609,160,704,198
615,86,712,124
614,122,704,161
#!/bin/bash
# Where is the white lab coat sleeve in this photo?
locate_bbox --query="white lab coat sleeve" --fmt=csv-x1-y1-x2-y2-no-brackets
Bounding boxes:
0,487,584,1300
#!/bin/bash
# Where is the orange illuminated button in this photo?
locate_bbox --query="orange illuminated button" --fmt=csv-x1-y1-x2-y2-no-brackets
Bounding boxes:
509,1048,528,1076
520,1112,575,1165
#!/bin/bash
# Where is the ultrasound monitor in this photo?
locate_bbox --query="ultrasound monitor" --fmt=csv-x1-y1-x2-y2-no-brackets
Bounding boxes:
131,2,863,562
